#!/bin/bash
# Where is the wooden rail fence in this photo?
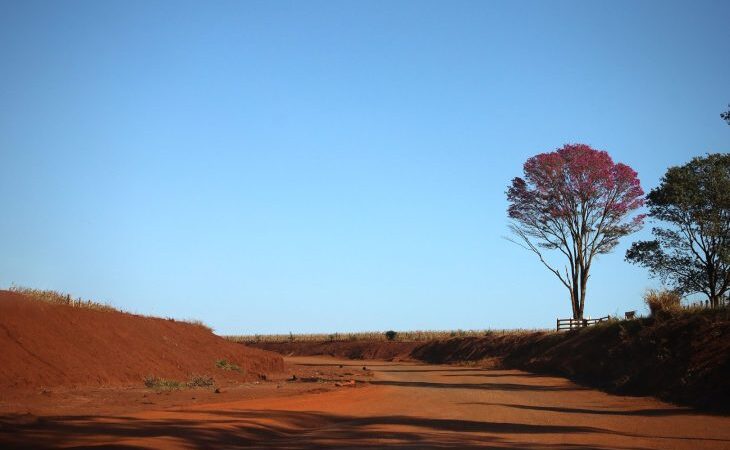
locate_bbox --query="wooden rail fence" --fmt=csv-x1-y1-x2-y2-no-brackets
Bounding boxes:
556,315,610,331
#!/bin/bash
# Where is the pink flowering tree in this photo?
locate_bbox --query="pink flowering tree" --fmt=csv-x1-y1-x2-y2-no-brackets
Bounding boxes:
506,144,645,319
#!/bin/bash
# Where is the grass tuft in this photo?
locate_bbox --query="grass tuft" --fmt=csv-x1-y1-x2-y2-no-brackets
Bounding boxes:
182,319,214,332
215,359,241,372
143,376,182,391
644,289,682,316
187,375,215,388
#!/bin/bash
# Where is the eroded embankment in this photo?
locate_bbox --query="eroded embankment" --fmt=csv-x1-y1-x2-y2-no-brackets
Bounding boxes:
0,290,284,390
250,309,730,411
251,340,423,361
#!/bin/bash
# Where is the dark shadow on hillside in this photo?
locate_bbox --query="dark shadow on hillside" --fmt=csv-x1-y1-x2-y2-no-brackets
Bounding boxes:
377,368,493,373
369,380,586,392
293,363,400,368
0,409,683,450
440,372,555,379
463,402,697,417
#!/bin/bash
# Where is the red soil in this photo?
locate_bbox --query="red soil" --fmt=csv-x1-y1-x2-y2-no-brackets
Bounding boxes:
0,290,284,391
253,340,422,361
250,310,730,412
3,357,730,449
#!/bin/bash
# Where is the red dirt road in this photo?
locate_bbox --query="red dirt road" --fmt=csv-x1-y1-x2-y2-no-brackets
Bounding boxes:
2,356,729,449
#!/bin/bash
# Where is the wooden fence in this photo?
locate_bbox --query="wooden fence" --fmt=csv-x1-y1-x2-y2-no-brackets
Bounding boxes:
556,315,610,331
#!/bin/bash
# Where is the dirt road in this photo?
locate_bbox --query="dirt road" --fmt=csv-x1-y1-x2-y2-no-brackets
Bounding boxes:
2,356,729,449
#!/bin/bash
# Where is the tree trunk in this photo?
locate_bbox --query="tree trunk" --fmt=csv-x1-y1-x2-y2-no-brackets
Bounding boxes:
578,266,588,320
570,285,582,320
708,266,718,308
709,293,720,309
569,266,589,320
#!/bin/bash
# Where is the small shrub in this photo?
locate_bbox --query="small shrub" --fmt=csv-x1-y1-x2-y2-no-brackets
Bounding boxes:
645,289,682,317
187,375,215,388
181,319,213,333
143,376,182,391
384,330,397,341
215,359,241,372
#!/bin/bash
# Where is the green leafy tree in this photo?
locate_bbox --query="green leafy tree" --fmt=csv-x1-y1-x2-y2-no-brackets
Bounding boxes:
626,154,730,307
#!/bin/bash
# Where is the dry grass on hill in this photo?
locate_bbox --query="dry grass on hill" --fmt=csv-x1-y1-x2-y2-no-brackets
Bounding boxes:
7,285,213,332
9,285,118,312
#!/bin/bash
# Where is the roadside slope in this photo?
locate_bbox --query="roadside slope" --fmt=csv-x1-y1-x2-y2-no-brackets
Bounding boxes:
249,309,730,411
0,290,284,390
252,340,422,361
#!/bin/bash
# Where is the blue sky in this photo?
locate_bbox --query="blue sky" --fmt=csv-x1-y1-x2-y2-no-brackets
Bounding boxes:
1,1,728,334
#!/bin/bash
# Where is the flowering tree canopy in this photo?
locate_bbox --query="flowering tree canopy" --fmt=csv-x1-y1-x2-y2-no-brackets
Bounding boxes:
506,144,645,319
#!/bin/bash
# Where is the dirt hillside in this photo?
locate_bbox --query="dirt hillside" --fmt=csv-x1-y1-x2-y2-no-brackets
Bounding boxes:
0,290,284,390
250,309,730,411
253,340,422,361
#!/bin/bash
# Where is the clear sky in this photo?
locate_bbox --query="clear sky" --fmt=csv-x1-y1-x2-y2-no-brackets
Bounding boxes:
1,0,728,334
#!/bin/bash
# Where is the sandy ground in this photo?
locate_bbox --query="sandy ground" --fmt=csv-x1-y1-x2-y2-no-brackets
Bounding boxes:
1,356,729,449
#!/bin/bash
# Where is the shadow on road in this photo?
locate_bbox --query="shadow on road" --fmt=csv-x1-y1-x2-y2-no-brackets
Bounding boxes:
2,408,723,450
